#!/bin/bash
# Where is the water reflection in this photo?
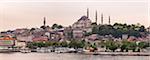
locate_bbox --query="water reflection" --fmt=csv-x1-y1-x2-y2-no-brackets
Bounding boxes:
0,53,149,60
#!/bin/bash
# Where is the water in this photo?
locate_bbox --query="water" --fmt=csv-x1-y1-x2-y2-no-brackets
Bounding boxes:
0,53,149,60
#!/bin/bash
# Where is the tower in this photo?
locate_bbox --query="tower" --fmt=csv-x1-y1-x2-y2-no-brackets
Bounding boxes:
87,8,89,18
95,10,97,24
108,16,110,25
43,17,46,26
101,13,103,24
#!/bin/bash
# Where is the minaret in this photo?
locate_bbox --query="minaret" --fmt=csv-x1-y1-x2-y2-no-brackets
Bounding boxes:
108,16,110,25
95,10,98,24
43,17,46,26
87,8,89,18
101,13,103,24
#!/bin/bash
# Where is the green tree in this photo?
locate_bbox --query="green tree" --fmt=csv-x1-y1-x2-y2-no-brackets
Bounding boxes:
105,41,119,52
52,24,58,29
138,42,149,52
60,41,68,47
52,24,63,29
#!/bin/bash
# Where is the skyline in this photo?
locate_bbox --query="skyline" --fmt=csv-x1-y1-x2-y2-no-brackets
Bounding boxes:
0,0,149,31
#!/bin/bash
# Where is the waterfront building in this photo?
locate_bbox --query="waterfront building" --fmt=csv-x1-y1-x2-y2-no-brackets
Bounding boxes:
72,29,84,38
32,36,48,42
49,28,65,41
147,34,150,39
128,36,137,41
50,32,61,41
64,27,73,40
15,41,26,48
87,34,99,41
45,32,51,38
32,29,45,37
16,35,33,42
0,36,16,49
13,28,29,35
122,34,128,40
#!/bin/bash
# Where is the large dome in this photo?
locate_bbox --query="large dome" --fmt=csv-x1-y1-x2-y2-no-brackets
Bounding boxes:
78,16,89,21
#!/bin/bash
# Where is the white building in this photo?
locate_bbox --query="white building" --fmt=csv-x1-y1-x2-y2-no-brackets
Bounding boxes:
122,34,128,40
17,35,33,42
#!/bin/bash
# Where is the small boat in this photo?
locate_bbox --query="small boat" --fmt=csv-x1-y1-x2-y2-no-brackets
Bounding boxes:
20,48,31,53
55,47,70,53
68,48,77,53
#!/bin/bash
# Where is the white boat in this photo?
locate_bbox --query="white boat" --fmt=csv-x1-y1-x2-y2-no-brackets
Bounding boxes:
20,48,31,53
36,47,53,53
55,47,70,53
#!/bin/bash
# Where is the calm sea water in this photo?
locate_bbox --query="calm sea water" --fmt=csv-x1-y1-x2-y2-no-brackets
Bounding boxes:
0,53,149,60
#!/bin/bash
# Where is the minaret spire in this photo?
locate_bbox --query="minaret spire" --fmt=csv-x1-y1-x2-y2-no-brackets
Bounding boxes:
87,8,89,18
101,13,103,24
95,10,97,24
108,16,110,25
43,17,46,26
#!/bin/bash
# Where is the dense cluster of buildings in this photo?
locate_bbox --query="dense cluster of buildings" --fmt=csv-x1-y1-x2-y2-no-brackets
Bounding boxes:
0,8,150,49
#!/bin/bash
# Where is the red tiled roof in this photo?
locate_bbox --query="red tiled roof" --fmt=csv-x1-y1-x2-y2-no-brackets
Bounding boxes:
32,36,48,41
0,36,15,40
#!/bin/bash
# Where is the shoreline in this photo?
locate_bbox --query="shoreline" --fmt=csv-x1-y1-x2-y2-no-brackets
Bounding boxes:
81,52,150,56
0,49,150,56
0,51,149,56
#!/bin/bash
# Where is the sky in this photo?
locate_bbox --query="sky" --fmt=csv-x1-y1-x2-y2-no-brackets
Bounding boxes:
0,0,149,31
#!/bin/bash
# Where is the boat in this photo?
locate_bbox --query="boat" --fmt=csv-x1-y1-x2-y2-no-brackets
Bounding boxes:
20,48,31,53
55,47,70,53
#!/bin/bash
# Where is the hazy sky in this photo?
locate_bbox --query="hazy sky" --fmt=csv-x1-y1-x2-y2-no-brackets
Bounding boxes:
0,0,149,31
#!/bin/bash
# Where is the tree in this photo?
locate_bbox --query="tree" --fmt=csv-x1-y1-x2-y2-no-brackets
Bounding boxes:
129,42,137,52
57,25,63,29
60,41,68,47
120,40,130,52
138,42,149,52
52,24,58,29
105,41,119,52
52,24,63,29
139,25,145,32
40,26,46,29
68,40,86,49
92,26,99,34
30,28,35,31
109,41,118,52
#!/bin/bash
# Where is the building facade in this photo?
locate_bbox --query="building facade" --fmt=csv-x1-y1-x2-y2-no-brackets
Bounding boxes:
72,16,92,39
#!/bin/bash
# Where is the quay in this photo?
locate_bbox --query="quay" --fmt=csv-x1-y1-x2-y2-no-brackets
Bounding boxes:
82,52,150,56
0,48,150,56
